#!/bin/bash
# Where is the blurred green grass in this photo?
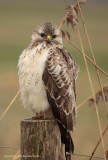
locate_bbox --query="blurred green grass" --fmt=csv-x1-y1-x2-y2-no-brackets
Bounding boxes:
0,0,108,159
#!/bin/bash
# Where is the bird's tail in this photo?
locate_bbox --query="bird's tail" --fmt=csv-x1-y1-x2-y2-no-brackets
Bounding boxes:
58,121,74,160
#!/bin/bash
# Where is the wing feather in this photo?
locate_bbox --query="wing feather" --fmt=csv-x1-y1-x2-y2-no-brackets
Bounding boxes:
43,46,79,131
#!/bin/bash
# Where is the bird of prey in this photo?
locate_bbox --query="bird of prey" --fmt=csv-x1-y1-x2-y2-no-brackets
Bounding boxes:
18,22,79,159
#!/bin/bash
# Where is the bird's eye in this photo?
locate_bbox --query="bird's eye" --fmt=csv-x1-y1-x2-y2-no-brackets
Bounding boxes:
52,35,56,38
40,33,45,37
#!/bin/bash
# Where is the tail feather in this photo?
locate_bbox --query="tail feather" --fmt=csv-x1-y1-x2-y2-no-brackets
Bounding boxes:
58,121,74,159
66,154,71,160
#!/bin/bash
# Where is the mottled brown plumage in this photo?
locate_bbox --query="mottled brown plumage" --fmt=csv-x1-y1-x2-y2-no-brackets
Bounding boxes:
43,46,78,130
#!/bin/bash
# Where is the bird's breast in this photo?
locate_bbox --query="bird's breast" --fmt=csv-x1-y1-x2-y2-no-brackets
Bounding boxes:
18,43,51,113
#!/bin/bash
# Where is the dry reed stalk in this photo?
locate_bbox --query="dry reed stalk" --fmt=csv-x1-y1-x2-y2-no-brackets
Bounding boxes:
64,37,108,77
13,150,20,160
78,29,106,160
76,0,106,159
76,0,108,118
89,125,108,160
0,90,20,121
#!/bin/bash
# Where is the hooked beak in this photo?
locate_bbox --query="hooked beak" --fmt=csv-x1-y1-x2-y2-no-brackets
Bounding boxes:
46,35,52,43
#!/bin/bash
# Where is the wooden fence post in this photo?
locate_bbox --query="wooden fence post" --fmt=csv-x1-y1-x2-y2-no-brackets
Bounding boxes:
21,119,65,160
106,150,108,160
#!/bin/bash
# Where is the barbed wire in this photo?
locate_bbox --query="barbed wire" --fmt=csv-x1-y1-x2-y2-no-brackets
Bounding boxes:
0,146,104,159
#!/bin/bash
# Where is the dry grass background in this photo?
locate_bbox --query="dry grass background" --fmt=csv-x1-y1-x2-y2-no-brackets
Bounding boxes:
0,0,108,159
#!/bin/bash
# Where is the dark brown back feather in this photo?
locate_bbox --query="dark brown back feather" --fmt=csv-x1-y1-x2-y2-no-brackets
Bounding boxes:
42,46,79,131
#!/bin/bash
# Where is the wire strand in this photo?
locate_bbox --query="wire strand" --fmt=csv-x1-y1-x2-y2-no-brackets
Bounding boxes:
0,146,20,150
72,153,104,159
0,146,104,159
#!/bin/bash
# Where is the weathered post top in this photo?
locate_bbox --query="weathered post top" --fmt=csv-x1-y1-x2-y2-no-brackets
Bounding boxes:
21,119,65,160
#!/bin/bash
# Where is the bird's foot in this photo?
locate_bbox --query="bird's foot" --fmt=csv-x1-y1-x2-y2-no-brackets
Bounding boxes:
32,115,44,120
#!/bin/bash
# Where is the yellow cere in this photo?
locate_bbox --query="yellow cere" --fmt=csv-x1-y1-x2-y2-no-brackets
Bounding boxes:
46,35,51,39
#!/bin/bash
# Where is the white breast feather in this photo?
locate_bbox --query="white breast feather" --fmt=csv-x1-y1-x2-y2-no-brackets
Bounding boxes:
18,43,50,114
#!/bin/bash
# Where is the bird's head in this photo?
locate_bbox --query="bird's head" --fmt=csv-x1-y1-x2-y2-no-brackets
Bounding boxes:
31,22,63,45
